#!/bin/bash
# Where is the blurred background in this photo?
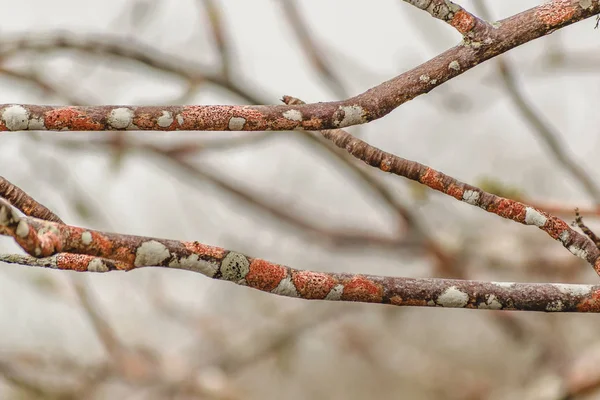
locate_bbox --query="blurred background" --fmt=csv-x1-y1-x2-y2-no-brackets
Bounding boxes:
1,0,600,398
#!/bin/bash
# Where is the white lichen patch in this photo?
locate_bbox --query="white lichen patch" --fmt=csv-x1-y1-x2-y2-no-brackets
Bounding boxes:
2,105,30,131
228,116,247,131
430,79,438,85
525,207,547,227
157,110,174,127
492,281,515,289
555,283,591,297
324,284,344,301
28,116,46,130
559,230,570,244
580,0,592,9
15,220,29,238
108,108,134,129
568,244,588,260
176,114,184,126
88,258,109,272
220,251,250,281
134,240,170,267
81,231,93,246
334,105,366,127
478,294,502,310
436,286,469,308
271,276,299,298
546,300,564,312
283,109,303,122
462,190,480,205
448,61,461,71
419,74,430,83
169,254,218,278
38,224,60,237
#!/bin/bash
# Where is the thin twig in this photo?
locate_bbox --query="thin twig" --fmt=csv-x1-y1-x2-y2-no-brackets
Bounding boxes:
0,176,64,223
282,95,600,274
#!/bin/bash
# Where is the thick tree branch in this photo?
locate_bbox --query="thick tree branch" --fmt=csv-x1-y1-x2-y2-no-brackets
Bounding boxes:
1,199,600,312
0,1,597,132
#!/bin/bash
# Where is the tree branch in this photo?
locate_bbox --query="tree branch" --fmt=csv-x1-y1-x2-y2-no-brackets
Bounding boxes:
1,199,600,312
282,96,600,275
0,1,597,132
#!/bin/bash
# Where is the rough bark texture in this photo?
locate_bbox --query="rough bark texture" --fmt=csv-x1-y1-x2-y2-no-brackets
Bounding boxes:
0,0,597,132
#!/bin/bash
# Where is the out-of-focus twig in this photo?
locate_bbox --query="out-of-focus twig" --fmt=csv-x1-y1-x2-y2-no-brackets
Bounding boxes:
279,0,349,100
199,0,232,81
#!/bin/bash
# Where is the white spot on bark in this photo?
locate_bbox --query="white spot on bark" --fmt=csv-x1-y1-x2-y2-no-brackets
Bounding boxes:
220,251,250,281
228,117,246,131
448,60,461,71
525,207,547,227
283,109,302,121
88,258,109,272
430,79,438,84
334,105,366,127
580,0,592,9
176,114,184,126
324,284,344,301
28,117,46,130
157,111,173,127
134,240,170,267
271,276,299,298
108,108,133,129
81,231,93,245
16,220,29,238
546,300,564,312
437,286,469,308
2,105,29,131
462,190,480,205
559,231,570,244
555,284,591,297
419,74,430,83
169,254,218,278
492,281,515,289
478,294,502,310
568,244,588,260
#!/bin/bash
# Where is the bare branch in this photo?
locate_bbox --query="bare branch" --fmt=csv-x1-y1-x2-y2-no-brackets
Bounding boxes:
0,176,64,223
282,95,600,275
279,0,349,99
1,200,600,312
0,1,598,132
401,0,493,40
